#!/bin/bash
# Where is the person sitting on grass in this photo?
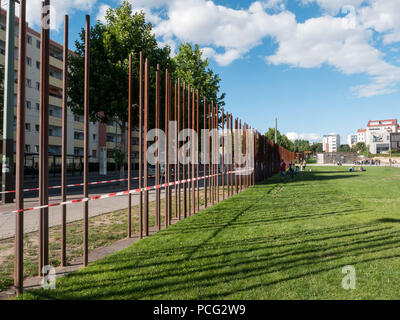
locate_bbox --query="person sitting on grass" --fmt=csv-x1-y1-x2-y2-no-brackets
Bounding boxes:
349,166,354,172
295,165,300,174
359,166,366,172
280,160,286,183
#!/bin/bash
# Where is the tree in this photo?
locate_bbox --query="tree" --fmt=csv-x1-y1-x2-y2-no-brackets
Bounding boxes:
351,142,367,153
264,128,294,151
68,1,174,179
293,139,311,152
338,144,351,152
173,43,225,119
311,143,323,153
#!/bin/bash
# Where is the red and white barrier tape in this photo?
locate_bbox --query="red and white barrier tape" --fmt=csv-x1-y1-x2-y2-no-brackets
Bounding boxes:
0,175,156,195
0,169,252,217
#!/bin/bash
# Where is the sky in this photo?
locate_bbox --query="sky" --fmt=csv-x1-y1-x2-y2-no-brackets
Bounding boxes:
4,0,400,144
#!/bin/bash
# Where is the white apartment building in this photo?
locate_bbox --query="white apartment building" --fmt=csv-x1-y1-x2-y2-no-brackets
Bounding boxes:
365,119,398,154
357,129,366,143
322,134,340,153
347,134,357,147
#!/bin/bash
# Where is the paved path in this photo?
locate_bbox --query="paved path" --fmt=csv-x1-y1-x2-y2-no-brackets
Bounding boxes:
0,182,163,240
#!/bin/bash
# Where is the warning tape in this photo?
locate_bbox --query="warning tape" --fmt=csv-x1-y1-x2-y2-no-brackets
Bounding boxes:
0,175,156,195
0,169,251,217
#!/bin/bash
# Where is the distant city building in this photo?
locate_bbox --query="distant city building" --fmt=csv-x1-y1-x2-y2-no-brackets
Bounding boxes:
390,133,400,152
322,134,340,153
357,129,366,143
347,134,357,147
366,119,397,154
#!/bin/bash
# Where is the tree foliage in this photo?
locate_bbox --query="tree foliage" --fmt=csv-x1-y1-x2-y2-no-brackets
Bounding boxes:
264,128,294,151
311,143,323,153
351,142,367,153
338,144,351,152
293,139,311,152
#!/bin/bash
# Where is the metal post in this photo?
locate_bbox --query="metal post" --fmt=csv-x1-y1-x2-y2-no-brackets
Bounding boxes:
127,54,133,238
222,108,225,200
187,85,191,216
39,0,50,274
165,70,169,226
204,98,207,208
226,112,230,198
183,83,186,218
208,104,212,205
155,65,160,230
191,89,195,214
216,104,219,202
2,0,15,204
144,58,149,235
174,82,178,219
177,79,181,220
210,102,214,205
61,15,69,266
196,90,199,212
14,0,26,295
235,118,238,194
138,52,143,238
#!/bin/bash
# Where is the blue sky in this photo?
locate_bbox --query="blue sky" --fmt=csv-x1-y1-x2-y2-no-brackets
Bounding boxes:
8,0,400,144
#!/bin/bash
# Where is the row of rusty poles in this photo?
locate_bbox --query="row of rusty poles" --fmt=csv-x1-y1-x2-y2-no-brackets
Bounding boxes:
13,3,261,295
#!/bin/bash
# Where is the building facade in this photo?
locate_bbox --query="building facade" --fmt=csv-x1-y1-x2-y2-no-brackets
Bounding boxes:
357,129,366,143
1,9,137,170
347,134,357,147
365,119,397,154
322,134,340,153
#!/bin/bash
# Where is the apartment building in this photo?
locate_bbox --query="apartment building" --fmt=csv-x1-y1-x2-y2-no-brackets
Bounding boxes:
365,119,397,154
357,129,366,143
322,134,340,153
347,134,357,148
0,9,139,169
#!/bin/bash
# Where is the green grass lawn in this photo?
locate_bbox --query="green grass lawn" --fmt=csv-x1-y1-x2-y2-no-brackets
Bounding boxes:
20,166,400,299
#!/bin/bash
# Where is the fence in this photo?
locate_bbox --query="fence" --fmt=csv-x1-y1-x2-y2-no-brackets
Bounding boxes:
5,1,295,295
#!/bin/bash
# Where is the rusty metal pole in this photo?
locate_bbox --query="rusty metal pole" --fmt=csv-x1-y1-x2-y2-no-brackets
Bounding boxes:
167,75,172,224
14,0,26,295
144,58,149,236
226,112,230,198
165,70,169,226
183,83,187,218
155,65,160,230
83,14,90,267
230,114,234,197
204,98,207,208
216,104,219,202
127,54,133,238
187,85,191,216
61,14,68,266
177,79,181,220
210,102,214,205
191,89,195,214
174,82,178,219
209,104,212,205
39,0,50,275
222,108,225,200
235,118,238,194
196,90,199,212
138,52,143,238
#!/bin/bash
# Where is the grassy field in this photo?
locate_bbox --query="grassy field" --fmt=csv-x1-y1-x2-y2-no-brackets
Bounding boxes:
19,166,400,299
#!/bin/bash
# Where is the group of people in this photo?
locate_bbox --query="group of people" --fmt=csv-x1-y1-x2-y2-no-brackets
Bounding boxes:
280,159,307,183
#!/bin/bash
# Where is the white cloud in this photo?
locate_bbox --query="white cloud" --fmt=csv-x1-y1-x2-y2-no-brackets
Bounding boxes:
286,132,321,142
96,4,110,24
23,0,97,31
300,0,365,15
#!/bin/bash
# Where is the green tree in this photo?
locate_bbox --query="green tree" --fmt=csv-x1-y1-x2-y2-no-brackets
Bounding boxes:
173,43,225,122
68,1,174,179
293,139,311,152
338,144,351,152
351,142,367,153
264,128,294,151
311,143,323,153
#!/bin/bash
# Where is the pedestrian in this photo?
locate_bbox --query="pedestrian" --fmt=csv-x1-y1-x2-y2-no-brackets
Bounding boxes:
288,161,295,180
302,159,306,171
280,160,286,183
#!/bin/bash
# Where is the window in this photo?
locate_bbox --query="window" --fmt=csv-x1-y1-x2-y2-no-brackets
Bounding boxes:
25,123,31,131
92,150,97,158
26,57,32,66
27,35,32,44
74,115,83,122
35,103,40,111
36,82,40,90
36,40,40,49
34,145,39,153
25,145,31,153
25,101,31,109
35,124,39,132
74,131,84,140
36,61,40,69
93,134,96,141
107,135,114,142
74,147,84,156
26,78,31,88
